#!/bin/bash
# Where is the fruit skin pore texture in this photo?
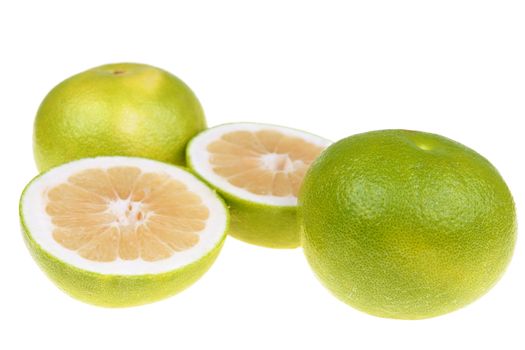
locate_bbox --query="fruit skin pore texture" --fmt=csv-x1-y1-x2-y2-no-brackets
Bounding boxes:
33,63,206,172
299,130,517,319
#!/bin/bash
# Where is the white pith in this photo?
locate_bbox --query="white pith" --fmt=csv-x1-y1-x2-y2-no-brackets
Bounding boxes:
108,199,148,227
22,157,227,275
187,123,332,206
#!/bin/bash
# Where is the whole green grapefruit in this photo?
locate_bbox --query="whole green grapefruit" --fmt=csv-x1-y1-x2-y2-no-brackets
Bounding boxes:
299,129,517,319
33,63,206,171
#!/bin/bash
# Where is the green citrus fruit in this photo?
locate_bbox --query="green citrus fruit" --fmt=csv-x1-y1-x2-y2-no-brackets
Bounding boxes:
186,123,331,248
33,63,206,172
299,129,517,319
20,156,228,307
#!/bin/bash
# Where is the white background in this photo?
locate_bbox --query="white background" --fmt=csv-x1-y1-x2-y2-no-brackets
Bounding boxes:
1,1,524,349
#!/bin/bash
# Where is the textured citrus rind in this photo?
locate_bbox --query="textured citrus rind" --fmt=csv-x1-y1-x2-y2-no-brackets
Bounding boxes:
299,129,517,319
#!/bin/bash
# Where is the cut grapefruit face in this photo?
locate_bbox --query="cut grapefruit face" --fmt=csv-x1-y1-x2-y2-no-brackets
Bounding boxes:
21,157,228,278
187,123,332,207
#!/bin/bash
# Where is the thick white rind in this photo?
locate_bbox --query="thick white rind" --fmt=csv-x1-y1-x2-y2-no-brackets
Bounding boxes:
187,123,332,206
22,157,228,275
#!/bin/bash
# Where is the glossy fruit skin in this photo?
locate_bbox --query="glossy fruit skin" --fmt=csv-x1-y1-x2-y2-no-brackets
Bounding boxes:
34,63,206,171
299,130,517,319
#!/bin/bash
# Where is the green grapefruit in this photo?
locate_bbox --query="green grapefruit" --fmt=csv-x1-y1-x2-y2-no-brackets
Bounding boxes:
33,63,206,171
299,129,517,319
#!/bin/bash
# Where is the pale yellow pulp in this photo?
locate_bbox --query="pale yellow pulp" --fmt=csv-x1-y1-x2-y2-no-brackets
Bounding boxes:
46,167,209,262
207,130,324,197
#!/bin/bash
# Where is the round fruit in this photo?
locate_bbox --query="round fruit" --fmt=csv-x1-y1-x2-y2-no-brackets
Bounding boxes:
20,156,228,307
33,63,206,172
299,129,517,319
187,123,331,248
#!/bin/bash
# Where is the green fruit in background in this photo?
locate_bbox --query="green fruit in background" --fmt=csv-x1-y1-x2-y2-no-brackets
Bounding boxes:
299,129,517,319
33,62,206,172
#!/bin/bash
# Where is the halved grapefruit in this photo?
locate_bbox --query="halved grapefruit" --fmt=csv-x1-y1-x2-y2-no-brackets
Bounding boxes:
186,123,331,248
19,157,228,307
